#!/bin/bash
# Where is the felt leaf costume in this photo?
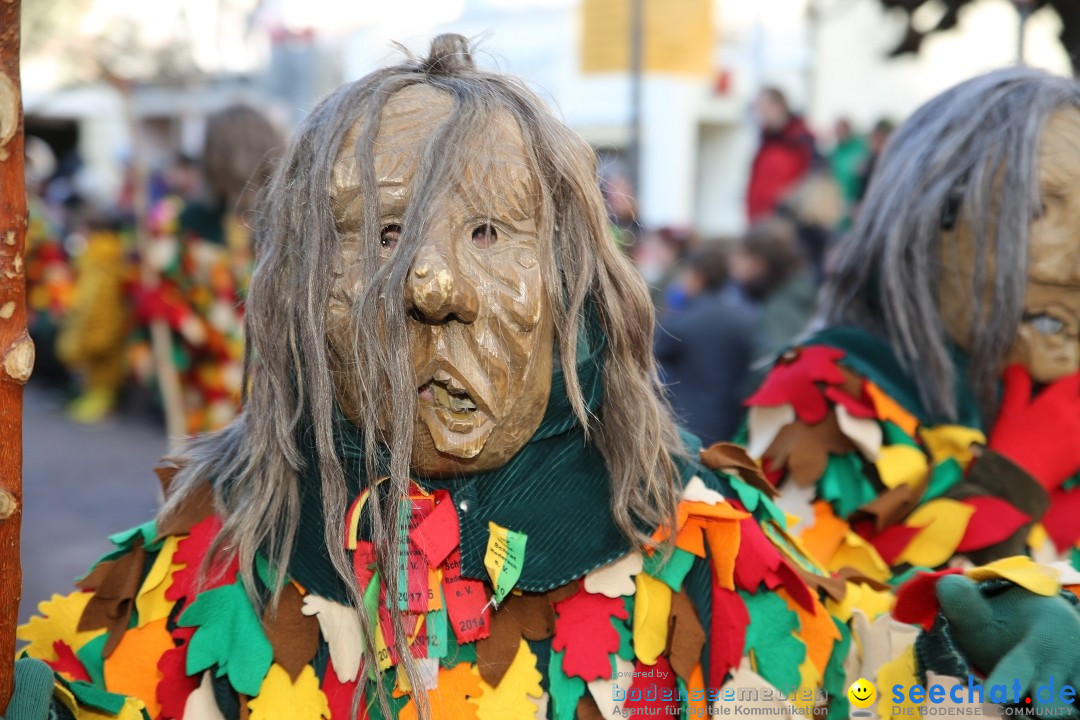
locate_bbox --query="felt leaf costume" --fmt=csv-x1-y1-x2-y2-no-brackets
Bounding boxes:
743,326,1074,586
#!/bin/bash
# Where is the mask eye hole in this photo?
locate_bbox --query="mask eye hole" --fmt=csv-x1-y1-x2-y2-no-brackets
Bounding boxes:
380,224,401,249
471,224,497,248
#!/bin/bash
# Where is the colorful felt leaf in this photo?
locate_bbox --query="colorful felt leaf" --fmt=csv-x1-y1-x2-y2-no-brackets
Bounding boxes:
587,655,632,717
876,645,920,718
584,552,642,598
1044,487,1080,551
746,346,847,424
17,591,97,661
623,656,680,715
400,662,482,720
667,590,706,680
955,496,1031,552
895,499,975,568
919,425,985,467
681,475,725,505
48,640,91,682
892,568,963,630
320,659,360,720
549,648,587,720
471,637,543,720
824,579,893,623
875,444,929,490
835,405,883,460
965,555,1060,596
552,585,628,682
301,594,363,683
136,536,181,625
777,589,839,676
709,585,749,689
77,539,148,657
167,515,239,602
746,404,797,460
102,618,174,717
632,572,672,665
866,381,918,436
798,502,848,566
157,629,200,720
177,581,273,696
741,590,804,691
247,664,330,720
827,530,891,582
642,548,696,593
264,583,321,681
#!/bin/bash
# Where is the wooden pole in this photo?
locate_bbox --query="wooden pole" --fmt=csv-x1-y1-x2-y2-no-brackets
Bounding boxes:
0,0,32,713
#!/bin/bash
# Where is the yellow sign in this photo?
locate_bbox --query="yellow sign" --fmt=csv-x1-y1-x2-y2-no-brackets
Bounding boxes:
581,0,713,76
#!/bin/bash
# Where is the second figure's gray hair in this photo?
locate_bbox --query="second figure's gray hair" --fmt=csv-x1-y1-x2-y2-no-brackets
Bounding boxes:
822,66,1080,422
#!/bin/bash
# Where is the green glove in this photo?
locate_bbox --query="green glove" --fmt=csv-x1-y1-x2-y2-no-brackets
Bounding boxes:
0,658,54,720
937,576,1080,714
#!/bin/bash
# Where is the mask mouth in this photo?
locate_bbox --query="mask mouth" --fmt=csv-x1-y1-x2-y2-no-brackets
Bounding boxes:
420,376,478,415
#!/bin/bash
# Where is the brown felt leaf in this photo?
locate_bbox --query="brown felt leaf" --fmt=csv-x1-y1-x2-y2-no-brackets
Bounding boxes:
154,461,183,495
475,592,554,687
835,568,891,591
156,480,215,540
852,482,924,532
700,443,779,499
794,567,847,603
263,583,321,682
77,539,147,657
764,414,855,487
576,693,604,720
837,367,868,404
546,581,580,605
665,591,705,682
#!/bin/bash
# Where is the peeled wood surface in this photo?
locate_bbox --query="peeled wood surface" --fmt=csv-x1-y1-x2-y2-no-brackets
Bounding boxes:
0,0,28,712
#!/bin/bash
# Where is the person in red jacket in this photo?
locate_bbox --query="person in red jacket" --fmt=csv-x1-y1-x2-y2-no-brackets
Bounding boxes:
746,87,816,222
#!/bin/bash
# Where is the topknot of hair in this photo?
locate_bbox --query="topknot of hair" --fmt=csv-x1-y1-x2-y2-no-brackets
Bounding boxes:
423,33,475,75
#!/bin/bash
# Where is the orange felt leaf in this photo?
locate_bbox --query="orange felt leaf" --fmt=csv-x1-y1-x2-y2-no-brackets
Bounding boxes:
703,520,741,590
865,381,918,436
687,663,708,718
777,589,840,675
103,618,174,718
675,517,707,557
799,502,848,565
654,499,751,546
399,663,483,720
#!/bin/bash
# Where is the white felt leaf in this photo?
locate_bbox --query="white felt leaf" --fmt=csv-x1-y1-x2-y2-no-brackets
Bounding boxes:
835,405,883,460
583,552,643,598
719,658,796,718
184,672,227,720
682,475,724,504
301,594,363,682
747,404,796,459
588,655,633,717
774,482,816,535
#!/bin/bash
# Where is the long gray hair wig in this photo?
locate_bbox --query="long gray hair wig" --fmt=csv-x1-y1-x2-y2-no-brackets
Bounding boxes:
822,66,1080,422
159,34,684,716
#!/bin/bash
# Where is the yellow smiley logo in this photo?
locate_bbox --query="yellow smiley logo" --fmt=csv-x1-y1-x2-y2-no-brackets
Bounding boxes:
848,678,877,709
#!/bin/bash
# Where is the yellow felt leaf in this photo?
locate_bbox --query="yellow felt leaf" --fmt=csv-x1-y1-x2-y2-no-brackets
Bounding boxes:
248,664,330,720
799,502,849,566
632,573,672,665
965,556,1060,596
103,619,174,717
876,645,921,718
875,445,929,489
76,697,148,720
471,638,543,720
919,425,986,468
825,581,894,623
827,531,891,583
791,654,822,714
895,499,975,568
136,536,181,625
400,663,483,720
17,591,97,661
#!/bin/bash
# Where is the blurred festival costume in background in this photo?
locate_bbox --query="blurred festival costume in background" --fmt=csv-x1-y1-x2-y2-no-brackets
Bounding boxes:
13,39,1080,720
741,68,1080,697
129,106,282,434
745,87,817,223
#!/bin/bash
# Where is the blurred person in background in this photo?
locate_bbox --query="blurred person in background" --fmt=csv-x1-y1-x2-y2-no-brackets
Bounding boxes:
655,244,757,444
827,118,869,222
131,105,283,433
634,225,697,305
778,170,845,283
856,117,895,204
730,217,816,369
746,86,817,222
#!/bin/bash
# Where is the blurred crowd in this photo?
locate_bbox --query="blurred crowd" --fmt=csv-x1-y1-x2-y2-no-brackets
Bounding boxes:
23,105,282,434
21,87,890,442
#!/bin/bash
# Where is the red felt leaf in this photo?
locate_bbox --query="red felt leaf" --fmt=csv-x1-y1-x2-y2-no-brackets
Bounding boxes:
761,457,785,486
893,569,964,630
1043,487,1080,552
552,585,629,682
623,656,680,713
323,658,362,720
48,640,90,682
956,496,1032,552
770,561,815,613
157,627,198,720
166,516,238,602
733,519,783,593
868,524,923,566
745,346,847,424
709,585,748,689
825,385,877,419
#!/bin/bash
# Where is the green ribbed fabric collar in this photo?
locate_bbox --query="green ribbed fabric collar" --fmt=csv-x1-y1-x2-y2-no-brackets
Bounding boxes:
287,321,704,602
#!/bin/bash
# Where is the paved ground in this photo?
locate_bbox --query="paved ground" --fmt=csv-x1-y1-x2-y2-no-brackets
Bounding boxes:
19,382,166,622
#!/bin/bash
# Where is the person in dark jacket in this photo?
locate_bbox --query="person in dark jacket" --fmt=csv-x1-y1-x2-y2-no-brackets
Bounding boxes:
655,245,758,444
746,87,817,222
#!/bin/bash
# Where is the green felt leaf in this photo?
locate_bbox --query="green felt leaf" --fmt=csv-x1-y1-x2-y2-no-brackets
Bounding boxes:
882,420,920,448
888,566,933,588
108,520,161,553
676,676,690,714
643,548,696,593
925,458,963,501
820,453,876,518
740,590,804,691
823,616,851,716
177,581,273,697
549,649,586,720
1072,547,1080,573
75,633,107,689
614,597,635,661
60,678,127,714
